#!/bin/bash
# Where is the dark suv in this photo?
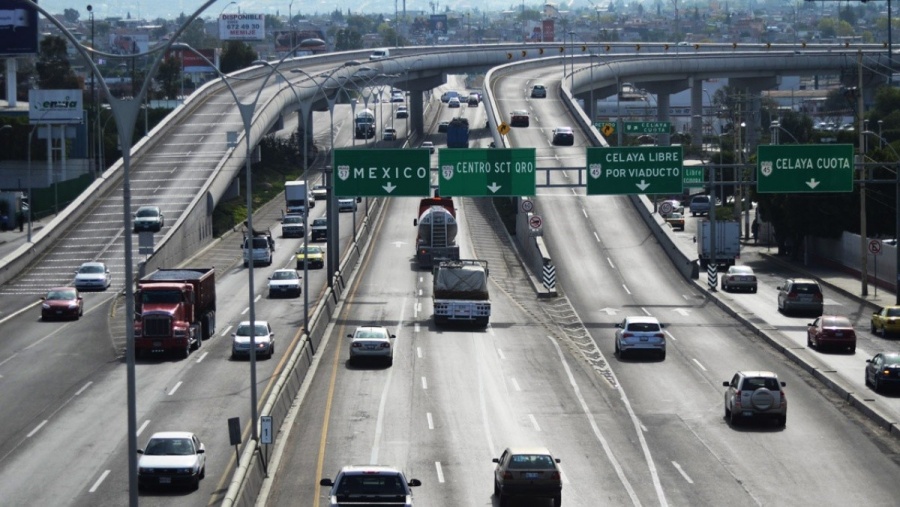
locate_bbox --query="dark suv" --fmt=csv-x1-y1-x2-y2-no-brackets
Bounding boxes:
777,278,823,316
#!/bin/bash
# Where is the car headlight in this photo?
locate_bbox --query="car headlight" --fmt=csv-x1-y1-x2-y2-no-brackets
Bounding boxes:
68,302,79,309
42,303,51,309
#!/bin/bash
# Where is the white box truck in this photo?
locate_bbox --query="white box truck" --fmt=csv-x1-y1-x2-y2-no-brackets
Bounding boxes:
285,181,314,215
697,220,740,269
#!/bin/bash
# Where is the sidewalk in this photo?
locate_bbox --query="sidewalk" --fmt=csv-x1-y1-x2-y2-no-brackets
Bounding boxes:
740,239,898,311
0,218,46,261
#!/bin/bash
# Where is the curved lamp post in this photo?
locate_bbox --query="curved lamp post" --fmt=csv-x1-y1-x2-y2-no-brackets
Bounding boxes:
23,1,224,504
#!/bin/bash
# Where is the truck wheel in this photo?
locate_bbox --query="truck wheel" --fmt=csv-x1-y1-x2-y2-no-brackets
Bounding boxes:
181,342,190,359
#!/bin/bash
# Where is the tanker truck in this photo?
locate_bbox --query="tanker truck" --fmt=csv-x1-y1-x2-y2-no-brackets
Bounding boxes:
413,196,460,268
432,259,491,327
134,268,216,359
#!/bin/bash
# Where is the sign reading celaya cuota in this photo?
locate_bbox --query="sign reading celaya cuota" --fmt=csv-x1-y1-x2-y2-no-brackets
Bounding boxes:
756,144,854,193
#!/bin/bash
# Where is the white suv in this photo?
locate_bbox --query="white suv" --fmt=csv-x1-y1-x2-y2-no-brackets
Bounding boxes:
723,371,787,427
614,316,666,360
320,465,421,506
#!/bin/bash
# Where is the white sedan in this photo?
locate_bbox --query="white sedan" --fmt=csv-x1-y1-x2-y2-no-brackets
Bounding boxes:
137,431,206,491
73,261,111,291
232,320,275,360
348,326,396,366
267,269,301,298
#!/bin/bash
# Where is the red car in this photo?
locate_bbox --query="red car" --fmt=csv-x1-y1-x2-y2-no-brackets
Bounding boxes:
41,287,84,321
807,315,856,353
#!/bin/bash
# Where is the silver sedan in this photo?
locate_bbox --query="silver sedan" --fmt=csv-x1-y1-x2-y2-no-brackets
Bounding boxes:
348,326,396,366
721,265,757,292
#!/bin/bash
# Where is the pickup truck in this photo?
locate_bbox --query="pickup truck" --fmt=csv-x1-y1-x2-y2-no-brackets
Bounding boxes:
320,465,421,507
311,218,328,241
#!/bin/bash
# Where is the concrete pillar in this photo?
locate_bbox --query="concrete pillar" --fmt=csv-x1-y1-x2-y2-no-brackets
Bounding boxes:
575,92,595,123
690,81,703,150
5,58,16,108
657,93,671,146
408,88,425,138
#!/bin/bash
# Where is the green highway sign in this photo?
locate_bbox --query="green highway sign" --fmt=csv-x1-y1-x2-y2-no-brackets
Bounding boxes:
333,148,431,197
586,146,684,195
624,121,671,134
757,144,853,193
438,148,536,196
683,165,704,188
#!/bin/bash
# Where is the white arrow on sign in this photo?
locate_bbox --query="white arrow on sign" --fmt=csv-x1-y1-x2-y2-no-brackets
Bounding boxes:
673,308,691,317
598,307,619,315
487,182,502,193
806,178,820,189
383,182,397,193
636,180,651,191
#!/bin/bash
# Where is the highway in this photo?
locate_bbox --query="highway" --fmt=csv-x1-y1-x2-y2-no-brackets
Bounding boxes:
1,49,900,506
256,71,900,507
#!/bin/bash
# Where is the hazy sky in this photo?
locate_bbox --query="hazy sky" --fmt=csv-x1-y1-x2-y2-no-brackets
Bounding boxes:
38,0,481,21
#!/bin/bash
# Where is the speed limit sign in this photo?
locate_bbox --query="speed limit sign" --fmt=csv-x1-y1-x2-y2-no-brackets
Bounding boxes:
521,199,534,213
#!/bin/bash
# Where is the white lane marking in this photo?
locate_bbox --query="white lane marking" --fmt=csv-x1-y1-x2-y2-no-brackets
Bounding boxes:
0,352,18,368
607,257,615,269
497,348,506,360
137,420,151,437
672,461,694,484
75,382,92,396
546,335,654,506
419,276,423,283
418,288,422,297
511,377,521,391
692,358,707,372
369,302,408,465
528,414,542,432
622,284,631,295
435,461,445,483
582,208,588,218
195,351,209,363
221,325,233,337
88,470,111,493
427,413,434,430
641,424,649,432
241,307,249,315
417,347,423,358
27,420,48,438
414,323,420,334
594,231,601,242
641,307,651,316
254,295,261,303
167,381,183,396
421,377,428,390
665,330,677,341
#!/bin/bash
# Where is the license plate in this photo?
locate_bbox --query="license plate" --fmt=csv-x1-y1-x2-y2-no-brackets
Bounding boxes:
455,308,471,316
524,472,540,479
742,411,753,417
640,337,649,341
153,341,162,347
159,477,171,484
834,332,843,337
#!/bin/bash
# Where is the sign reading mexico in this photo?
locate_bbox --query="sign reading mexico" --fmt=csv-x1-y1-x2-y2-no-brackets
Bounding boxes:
586,146,683,195
333,149,431,197
757,144,853,193
219,13,265,41
28,90,83,125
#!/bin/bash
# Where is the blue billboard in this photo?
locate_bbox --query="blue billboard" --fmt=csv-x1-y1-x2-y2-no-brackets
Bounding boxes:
0,0,39,55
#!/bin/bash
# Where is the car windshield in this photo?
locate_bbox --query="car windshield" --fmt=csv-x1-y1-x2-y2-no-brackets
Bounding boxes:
731,266,753,275
744,377,781,391
142,290,182,304
236,324,269,336
79,265,104,274
313,219,327,226
508,454,556,469
136,208,158,217
823,316,851,327
283,216,303,224
887,308,900,317
145,438,195,456
355,328,389,339
627,322,660,332
336,475,406,497
46,290,76,301
272,271,297,280
793,284,820,294
298,246,323,254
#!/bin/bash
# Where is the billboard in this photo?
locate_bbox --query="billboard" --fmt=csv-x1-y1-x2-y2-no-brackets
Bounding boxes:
108,33,150,55
219,13,265,41
29,89,84,125
542,19,555,42
0,0,38,55
167,48,218,73
430,15,448,34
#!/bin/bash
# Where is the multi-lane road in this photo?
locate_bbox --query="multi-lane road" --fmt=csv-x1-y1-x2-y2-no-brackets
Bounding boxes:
1,52,900,507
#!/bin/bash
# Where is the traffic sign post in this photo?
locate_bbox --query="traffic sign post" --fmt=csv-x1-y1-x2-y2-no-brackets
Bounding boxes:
683,165,704,188
624,121,671,134
333,149,431,197
586,146,684,195
870,239,882,297
757,144,854,193
438,148,537,196
594,122,616,137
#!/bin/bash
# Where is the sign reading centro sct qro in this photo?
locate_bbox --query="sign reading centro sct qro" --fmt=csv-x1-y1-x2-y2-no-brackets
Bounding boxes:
438,148,536,196
757,144,854,193
586,146,684,195
333,149,431,197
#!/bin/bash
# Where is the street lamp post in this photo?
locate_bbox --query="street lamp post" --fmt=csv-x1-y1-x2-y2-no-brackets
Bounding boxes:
87,5,96,177
288,0,295,57
569,31,576,92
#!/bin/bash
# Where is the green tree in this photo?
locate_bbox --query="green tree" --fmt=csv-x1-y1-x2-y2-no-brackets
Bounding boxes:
63,8,80,23
35,36,81,90
156,55,182,100
332,28,363,51
219,41,258,74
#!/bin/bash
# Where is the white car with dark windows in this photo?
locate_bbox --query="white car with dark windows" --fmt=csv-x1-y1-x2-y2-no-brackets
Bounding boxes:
268,269,301,298
614,315,666,359
137,431,206,491
73,261,111,291
320,465,421,506
231,320,275,359
723,371,787,427
348,326,396,365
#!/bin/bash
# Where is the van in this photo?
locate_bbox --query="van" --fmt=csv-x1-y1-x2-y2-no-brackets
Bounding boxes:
242,234,274,267
369,48,390,60
689,195,711,216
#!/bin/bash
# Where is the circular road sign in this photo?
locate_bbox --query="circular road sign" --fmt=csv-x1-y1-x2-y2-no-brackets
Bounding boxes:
529,214,543,229
869,239,883,255
659,201,674,216
521,199,534,213
498,122,511,136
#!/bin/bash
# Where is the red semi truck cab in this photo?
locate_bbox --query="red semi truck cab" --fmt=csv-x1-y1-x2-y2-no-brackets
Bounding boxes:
134,268,216,359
